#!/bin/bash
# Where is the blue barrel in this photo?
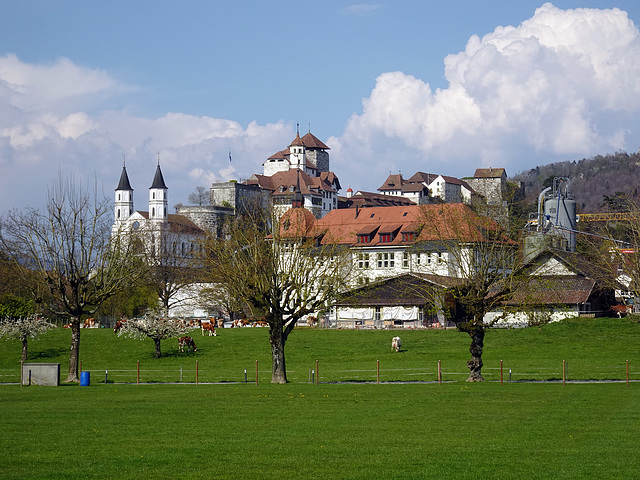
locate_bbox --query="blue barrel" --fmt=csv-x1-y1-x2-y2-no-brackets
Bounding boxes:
80,371,90,386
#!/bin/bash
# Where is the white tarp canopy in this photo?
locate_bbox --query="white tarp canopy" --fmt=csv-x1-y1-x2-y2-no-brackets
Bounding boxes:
337,307,374,320
382,306,418,320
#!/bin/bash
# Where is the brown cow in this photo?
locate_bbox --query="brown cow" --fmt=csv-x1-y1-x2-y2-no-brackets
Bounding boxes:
201,322,218,336
178,336,197,353
611,304,633,318
114,319,127,333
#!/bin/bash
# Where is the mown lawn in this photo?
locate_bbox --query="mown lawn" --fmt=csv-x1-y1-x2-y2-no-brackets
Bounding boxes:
0,382,638,479
1,318,639,479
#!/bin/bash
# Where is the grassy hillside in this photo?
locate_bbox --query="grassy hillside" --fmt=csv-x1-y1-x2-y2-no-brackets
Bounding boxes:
2,319,639,479
3,317,639,383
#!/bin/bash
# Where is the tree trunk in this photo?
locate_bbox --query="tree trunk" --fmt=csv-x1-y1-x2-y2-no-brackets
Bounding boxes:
466,325,485,382
154,338,162,359
269,326,287,384
66,320,81,382
21,335,28,362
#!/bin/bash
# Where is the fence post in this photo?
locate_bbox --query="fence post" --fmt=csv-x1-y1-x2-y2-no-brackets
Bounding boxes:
255,360,258,385
500,360,503,386
562,360,566,386
438,360,441,385
20,360,23,386
376,360,380,385
316,359,319,385
137,360,140,385
196,360,199,386
627,360,629,387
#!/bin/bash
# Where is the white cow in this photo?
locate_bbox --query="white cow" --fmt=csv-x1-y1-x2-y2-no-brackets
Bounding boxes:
391,336,401,352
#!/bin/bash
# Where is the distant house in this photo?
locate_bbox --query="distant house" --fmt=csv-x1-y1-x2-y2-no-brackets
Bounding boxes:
332,273,458,329
376,171,476,205
485,249,616,326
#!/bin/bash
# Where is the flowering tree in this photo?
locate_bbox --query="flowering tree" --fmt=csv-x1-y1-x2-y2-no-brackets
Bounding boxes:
0,315,56,361
0,174,143,382
117,316,193,358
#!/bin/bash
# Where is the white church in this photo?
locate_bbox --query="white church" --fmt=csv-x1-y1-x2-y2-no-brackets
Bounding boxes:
112,161,206,261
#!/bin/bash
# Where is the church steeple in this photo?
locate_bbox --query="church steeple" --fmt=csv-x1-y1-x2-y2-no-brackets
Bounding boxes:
149,157,168,222
115,158,134,223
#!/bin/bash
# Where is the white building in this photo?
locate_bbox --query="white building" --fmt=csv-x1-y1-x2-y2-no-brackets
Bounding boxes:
112,162,206,262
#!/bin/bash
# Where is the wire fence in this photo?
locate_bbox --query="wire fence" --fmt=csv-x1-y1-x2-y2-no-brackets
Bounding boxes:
3,360,638,385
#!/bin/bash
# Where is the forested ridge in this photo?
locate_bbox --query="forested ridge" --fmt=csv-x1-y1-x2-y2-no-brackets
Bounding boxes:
511,151,640,213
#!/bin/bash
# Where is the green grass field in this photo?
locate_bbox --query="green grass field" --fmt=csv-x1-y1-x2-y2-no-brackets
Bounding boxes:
1,318,639,479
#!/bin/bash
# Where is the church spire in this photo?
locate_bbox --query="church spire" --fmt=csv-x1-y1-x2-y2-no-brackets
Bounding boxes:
114,156,134,223
149,157,168,222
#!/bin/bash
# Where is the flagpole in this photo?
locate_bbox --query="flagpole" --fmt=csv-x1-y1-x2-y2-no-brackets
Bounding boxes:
228,151,232,182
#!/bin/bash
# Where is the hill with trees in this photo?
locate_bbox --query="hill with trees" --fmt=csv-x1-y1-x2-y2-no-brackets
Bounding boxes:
511,150,640,214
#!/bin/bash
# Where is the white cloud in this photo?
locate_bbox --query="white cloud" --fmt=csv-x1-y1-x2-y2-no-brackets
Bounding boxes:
342,4,381,16
336,3,640,190
0,54,293,211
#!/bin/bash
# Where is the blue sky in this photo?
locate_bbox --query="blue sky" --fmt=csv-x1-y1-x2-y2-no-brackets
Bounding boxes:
1,1,640,212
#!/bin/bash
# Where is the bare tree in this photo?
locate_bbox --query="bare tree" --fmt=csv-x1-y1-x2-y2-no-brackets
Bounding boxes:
419,203,521,382
116,316,193,358
146,229,204,316
201,205,352,383
0,174,142,382
188,186,210,206
0,315,56,361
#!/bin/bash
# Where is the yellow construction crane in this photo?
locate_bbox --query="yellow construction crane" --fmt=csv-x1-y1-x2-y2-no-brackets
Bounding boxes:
576,212,639,222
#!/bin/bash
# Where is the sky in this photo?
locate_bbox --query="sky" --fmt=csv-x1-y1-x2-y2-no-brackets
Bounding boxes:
1,1,640,212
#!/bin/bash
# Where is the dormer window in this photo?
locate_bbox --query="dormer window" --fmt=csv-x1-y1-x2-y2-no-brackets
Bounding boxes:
402,232,415,242
358,234,370,243
379,233,393,243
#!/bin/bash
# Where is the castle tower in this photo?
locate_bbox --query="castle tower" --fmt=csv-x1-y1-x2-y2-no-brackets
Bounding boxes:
115,162,134,224
149,161,168,222
289,127,306,171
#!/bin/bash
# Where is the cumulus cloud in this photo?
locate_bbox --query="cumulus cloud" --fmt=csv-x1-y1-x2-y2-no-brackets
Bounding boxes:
0,54,292,211
336,3,640,190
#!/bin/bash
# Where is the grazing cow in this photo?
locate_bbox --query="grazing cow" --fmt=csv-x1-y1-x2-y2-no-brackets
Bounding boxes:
232,319,249,328
612,304,634,318
63,323,72,329
391,336,401,353
201,322,217,336
83,318,99,328
179,336,197,353
114,319,127,333
252,320,269,327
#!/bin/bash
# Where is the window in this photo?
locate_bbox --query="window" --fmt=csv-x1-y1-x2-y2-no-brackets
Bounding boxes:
357,253,370,269
402,232,415,242
379,233,393,243
358,234,370,244
374,307,381,322
376,252,395,268
402,252,409,268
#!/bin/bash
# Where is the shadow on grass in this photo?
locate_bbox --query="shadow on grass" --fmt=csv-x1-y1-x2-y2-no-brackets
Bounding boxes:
28,348,67,360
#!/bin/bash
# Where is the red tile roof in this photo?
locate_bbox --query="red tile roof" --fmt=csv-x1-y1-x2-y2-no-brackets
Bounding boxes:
306,203,508,247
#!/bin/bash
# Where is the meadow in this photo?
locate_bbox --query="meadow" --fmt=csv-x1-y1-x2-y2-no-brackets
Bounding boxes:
1,318,639,479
